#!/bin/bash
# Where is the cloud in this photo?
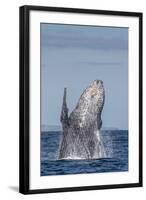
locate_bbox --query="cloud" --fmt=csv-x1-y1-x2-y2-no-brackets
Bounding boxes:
41,24,128,51
79,61,121,66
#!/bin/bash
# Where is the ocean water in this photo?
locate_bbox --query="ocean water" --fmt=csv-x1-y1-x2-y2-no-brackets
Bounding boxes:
41,130,128,176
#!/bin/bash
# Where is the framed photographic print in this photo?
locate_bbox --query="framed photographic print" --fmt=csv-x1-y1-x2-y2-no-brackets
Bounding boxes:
19,5,143,194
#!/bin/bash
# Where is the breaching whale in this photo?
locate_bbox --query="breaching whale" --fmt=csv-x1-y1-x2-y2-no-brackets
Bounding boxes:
59,80,106,160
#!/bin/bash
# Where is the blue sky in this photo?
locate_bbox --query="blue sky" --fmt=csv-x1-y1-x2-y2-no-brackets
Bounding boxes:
40,23,128,130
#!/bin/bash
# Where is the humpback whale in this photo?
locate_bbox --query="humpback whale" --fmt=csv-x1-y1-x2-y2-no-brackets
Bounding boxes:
59,80,106,160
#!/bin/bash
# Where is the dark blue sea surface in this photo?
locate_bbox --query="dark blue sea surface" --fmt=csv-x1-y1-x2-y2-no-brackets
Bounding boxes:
41,130,128,176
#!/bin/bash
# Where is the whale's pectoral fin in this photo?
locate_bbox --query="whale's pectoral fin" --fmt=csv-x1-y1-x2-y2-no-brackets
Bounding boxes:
99,119,102,129
97,116,102,129
60,88,69,126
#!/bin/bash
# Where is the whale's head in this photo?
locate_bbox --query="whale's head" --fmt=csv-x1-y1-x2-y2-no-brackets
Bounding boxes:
89,80,104,99
82,80,105,113
70,80,105,128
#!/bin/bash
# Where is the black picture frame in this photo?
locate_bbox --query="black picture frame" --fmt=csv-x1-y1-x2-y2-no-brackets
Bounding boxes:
19,5,143,194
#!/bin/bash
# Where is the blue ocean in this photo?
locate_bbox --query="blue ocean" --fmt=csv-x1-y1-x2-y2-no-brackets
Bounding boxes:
41,130,128,176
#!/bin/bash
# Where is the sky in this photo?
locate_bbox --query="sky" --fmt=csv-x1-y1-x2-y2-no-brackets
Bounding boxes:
40,23,128,130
